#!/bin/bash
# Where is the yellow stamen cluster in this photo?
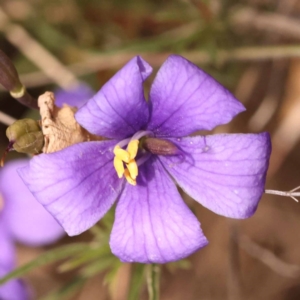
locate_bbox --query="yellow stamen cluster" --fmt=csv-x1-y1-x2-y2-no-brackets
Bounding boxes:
113,140,139,185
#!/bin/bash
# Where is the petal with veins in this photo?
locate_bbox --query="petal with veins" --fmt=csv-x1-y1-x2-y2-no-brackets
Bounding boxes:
76,56,152,139
148,55,245,137
110,157,208,263
18,141,123,236
160,133,271,218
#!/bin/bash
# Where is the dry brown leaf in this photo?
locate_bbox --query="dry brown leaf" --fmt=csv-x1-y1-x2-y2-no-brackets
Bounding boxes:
38,91,90,153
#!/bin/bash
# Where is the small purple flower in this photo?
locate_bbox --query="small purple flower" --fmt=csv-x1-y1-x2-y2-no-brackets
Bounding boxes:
0,84,91,299
54,83,95,108
0,159,64,299
19,55,271,263
0,221,27,300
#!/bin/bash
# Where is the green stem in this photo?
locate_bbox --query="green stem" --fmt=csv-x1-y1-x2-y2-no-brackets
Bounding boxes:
146,264,160,300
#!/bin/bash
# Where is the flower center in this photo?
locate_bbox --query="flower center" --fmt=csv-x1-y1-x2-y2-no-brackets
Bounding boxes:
113,140,139,185
113,131,151,186
113,131,180,185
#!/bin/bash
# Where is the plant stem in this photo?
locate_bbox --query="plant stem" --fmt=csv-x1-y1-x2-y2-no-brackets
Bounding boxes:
265,185,300,202
146,264,160,300
0,111,16,126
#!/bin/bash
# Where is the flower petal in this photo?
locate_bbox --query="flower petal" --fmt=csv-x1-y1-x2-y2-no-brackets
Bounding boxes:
148,55,245,137
18,141,123,236
0,220,15,269
0,228,26,300
110,157,208,263
76,56,152,139
0,267,29,300
54,83,95,108
159,133,271,218
0,160,64,246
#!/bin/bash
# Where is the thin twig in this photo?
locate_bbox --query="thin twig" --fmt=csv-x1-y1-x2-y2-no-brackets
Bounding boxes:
231,7,300,40
248,60,286,131
265,186,300,203
0,7,79,89
0,111,16,126
0,44,299,90
235,64,262,104
247,0,297,131
146,264,160,300
238,234,300,278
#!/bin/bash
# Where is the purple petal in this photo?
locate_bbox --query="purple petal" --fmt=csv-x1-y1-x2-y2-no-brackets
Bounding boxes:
76,56,152,139
0,220,15,269
159,133,271,218
0,160,64,246
148,55,245,137
18,142,123,236
54,83,95,108
110,157,208,263
0,226,26,300
0,267,29,300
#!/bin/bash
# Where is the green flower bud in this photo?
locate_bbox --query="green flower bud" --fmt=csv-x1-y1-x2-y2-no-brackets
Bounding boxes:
13,131,44,154
6,118,44,154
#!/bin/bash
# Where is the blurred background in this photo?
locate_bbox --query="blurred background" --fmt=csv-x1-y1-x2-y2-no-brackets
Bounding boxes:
1,0,300,299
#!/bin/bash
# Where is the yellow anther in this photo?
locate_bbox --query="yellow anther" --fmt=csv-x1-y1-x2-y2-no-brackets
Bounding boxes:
113,157,125,178
127,140,139,160
124,169,136,186
113,145,130,163
113,140,140,185
126,159,138,179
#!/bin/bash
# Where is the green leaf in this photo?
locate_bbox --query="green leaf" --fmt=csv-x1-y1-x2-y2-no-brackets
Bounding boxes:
81,255,117,277
103,260,123,286
40,276,86,300
0,243,89,284
58,244,111,273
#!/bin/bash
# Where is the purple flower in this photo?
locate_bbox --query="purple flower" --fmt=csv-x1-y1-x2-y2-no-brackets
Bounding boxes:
54,83,95,108
19,55,271,263
0,159,64,299
0,221,27,300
